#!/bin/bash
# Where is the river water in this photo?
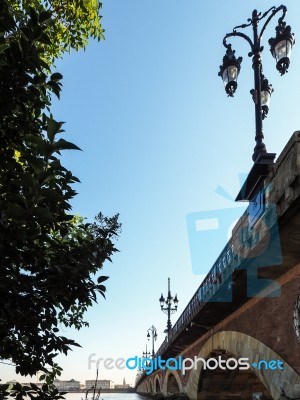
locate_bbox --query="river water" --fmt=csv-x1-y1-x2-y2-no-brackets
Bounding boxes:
64,393,145,400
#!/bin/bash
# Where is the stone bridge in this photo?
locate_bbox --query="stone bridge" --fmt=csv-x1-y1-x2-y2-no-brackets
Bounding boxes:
136,132,300,400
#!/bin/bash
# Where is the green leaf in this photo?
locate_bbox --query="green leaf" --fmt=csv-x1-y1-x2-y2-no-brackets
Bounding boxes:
25,134,45,147
47,117,64,142
99,291,106,299
30,383,39,390
29,6,39,25
24,155,44,174
97,276,109,283
7,203,26,218
0,44,9,53
33,207,53,221
40,188,64,203
39,11,52,23
51,72,63,82
55,139,82,151
20,172,36,191
37,32,52,45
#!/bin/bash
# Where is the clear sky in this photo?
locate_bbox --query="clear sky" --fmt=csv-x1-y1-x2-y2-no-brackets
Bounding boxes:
2,0,300,387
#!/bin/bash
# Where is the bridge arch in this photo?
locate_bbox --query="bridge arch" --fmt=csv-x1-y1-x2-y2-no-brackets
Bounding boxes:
195,350,273,399
149,379,154,394
142,382,147,393
163,369,183,395
186,331,300,400
154,375,162,394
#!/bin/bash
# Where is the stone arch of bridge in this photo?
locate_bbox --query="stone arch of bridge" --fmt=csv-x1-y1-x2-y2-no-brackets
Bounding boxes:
154,375,162,394
186,331,300,400
149,379,154,394
194,349,273,399
163,369,183,395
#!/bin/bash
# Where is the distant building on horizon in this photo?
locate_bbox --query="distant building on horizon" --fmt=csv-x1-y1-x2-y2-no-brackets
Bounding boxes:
8,381,43,389
85,379,112,390
114,377,131,389
53,379,80,391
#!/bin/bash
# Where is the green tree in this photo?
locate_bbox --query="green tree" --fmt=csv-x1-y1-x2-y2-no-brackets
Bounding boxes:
0,0,120,395
9,0,105,60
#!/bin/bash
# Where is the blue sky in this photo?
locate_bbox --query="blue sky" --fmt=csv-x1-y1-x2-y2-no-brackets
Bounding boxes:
2,0,300,387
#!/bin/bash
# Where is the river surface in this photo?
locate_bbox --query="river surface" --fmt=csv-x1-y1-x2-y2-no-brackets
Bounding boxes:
64,393,146,400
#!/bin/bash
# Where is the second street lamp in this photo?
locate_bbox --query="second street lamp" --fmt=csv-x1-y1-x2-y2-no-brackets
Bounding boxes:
218,5,295,163
147,325,157,358
142,344,150,359
159,278,179,336
142,344,150,369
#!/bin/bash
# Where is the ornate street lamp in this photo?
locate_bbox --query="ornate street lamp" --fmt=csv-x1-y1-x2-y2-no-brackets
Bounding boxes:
142,344,150,359
218,44,242,97
147,325,157,358
218,5,295,164
159,278,179,336
269,18,295,75
260,75,274,120
251,74,274,120
141,344,151,369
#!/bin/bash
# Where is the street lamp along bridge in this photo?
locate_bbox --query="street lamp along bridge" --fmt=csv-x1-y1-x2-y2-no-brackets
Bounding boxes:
147,325,158,358
159,278,179,336
219,5,295,164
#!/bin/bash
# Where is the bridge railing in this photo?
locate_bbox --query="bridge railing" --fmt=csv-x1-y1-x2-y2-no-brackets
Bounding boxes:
155,239,238,359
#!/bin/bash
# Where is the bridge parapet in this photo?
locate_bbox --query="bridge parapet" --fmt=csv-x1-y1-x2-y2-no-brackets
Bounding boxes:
268,131,300,215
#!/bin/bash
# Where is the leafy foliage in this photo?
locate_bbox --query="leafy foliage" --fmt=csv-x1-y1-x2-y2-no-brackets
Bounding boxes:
9,0,105,61
0,0,120,388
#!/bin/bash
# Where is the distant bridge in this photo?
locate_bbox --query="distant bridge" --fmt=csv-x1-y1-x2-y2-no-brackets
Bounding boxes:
136,132,300,400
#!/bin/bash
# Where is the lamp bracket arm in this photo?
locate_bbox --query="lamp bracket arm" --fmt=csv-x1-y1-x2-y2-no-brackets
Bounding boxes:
259,5,287,41
258,6,277,23
233,20,253,32
223,32,254,54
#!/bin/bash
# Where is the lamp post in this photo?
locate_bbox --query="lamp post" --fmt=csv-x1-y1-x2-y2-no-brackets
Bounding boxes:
142,344,150,359
218,5,295,163
141,344,151,369
159,278,179,335
147,325,158,358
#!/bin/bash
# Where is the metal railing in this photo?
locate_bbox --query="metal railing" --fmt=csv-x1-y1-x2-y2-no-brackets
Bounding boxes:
155,239,238,358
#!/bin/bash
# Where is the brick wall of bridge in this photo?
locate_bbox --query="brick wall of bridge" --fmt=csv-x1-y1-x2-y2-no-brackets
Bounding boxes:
181,262,300,379
137,263,300,398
